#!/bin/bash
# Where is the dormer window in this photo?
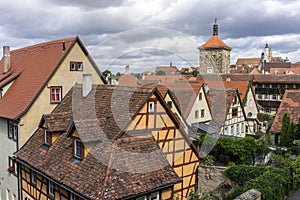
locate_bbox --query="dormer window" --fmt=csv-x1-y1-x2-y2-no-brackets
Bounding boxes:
70,62,83,71
148,101,155,113
44,129,51,145
74,139,84,159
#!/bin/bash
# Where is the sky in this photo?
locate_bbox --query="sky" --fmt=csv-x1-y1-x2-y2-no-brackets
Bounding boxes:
1,0,300,73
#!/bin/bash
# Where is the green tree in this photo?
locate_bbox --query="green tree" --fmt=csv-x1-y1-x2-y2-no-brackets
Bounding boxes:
156,70,166,75
103,69,111,76
191,70,199,77
280,113,292,147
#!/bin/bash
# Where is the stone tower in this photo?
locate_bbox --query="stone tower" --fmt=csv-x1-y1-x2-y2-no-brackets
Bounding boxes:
198,19,231,74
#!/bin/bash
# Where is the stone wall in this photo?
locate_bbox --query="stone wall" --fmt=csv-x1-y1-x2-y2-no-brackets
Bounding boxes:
197,165,229,198
234,189,261,200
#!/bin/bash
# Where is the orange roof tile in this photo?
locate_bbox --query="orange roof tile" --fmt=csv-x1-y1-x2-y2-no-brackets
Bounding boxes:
205,80,250,101
199,35,231,50
236,58,261,66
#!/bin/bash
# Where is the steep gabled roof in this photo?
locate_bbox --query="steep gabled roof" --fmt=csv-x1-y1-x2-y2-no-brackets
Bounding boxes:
0,37,104,120
270,90,300,133
206,88,237,123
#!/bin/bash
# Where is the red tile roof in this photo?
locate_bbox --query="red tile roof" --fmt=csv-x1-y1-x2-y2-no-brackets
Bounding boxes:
0,36,103,120
199,35,231,51
205,80,249,101
270,90,300,133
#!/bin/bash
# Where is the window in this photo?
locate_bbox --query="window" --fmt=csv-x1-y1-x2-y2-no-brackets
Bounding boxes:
8,121,18,141
70,62,83,71
258,95,262,100
236,124,240,134
272,94,276,100
241,123,244,133
195,110,199,119
246,125,249,133
280,95,283,100
248,112,252,118
232,108,238,117
224,127,228,135
148,101,155,113
231,126,234,135
199,92,202,101
70,193,78,200
44,129,51,145
48,180,54,198
206,67,213,74
50,86,62,103
8,157,17,175
31,171,36,186
74,139,84,159
149,192,159,200
264,95,269,100
201,109,205,118
265,108,270,113
167,101,172,108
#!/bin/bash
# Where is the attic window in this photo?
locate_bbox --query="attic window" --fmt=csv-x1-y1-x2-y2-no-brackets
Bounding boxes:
50,86,62,103
74,139,84,159
232,108,238,117
199,92,202,101
44,129,51,145
70,62,83,71
148,101,155,113
167,101,172,108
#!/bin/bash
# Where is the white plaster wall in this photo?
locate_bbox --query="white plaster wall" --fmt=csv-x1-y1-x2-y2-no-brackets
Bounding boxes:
0,118,18,200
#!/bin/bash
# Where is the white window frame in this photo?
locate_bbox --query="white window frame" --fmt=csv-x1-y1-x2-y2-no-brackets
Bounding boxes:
48,180,54,198
272,94,276,100
44,129,51,145
148,101,155,113
149,191,159,200
201,109,205,118
50,86,62,103
8,121,18,141
74,139,83,159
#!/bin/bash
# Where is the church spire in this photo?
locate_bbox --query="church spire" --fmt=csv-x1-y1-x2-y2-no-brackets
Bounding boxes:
213,18,218,36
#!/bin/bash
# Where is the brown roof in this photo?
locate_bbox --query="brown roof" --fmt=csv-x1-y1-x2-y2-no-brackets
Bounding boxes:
206,88,237,123
199,35,231,51
236,58,261,66
263,62,291,73
16,84,187,199
0,37,104,120
270,90,300,133
39,112,72,132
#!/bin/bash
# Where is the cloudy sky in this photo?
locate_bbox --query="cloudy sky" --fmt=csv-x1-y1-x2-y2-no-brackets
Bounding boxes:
1,0,300,73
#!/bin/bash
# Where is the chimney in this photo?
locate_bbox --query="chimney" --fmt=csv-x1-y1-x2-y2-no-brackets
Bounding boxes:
62,41,66,51
3,46,10,73
82,74,92,97
125,65,130,75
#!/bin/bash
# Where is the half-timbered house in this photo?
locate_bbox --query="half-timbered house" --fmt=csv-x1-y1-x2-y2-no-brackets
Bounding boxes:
194,88,248,138
15,84,203,200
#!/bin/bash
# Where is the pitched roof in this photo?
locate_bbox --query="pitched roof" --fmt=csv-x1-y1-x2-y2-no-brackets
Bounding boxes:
0,37,103,120
39,112,72,132
236,58,261,66
206,88,237,123
166,83,203,118
16,84,181,199
270,90,300,133
199,35,231,51
205,80,249,101
155,66,179,73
